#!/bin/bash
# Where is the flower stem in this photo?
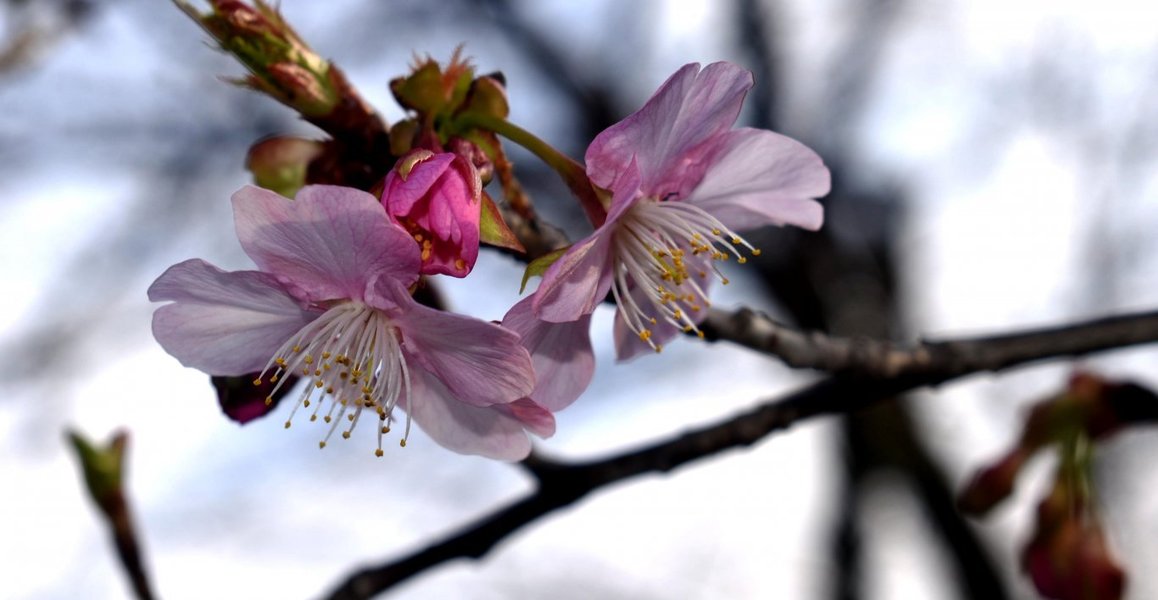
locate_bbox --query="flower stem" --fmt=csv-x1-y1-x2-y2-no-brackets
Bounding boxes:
455,113,607,226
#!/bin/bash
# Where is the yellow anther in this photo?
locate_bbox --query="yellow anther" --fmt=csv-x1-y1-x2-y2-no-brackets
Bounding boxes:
292,345,302,353
712,228,721,235
284,421,291,429
303,355,313,365
347,414,355,422
455,258,466,271
697,331,705,339
375,448,384,457
342,431,351,439
324,416,332,424
649,318,657,324
721,278,730,285
318,441,326,449
399,439,407,448
270,374,279,383
738,257,747,264
655,344,664,353
264,397,273,406
315,380,324,388
314,369,321,377
252,378,262,386
752,248,762,256
322,352,331,359
413,233,423,242
303,399,311,408
731,236,741,244
325,387,334,394
309,415,317,422
639,329,652,342
275,357,287,367
381,426,391,434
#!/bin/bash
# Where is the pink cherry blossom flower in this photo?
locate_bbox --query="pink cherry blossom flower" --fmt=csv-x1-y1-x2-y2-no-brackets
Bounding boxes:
532,62,831,360
382,150,482,278
149,184,544,460
501,296,595,413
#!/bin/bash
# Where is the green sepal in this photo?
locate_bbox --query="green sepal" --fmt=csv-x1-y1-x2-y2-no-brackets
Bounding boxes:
66,429,127,508
479,192,524,253
520,246,569,293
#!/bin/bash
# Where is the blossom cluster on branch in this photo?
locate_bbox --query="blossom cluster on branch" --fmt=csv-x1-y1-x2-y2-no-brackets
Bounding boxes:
149,1,831,461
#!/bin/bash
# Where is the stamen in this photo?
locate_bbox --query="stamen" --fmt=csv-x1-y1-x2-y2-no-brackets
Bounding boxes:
255,302,413,454
609,197,759,350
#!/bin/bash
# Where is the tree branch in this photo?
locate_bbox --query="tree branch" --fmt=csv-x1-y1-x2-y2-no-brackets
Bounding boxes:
700,306,1158,377
324,308,1158,599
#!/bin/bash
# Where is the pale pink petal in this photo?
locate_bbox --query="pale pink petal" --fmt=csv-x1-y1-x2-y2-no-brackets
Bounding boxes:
492,398,556,438
502,296,594,412
532,230,616,323
687,128,830,231
403,370,535,460
603,157,645,225
586,62,752,196
148,259,316,375
368,279,535,407
232,185,420,303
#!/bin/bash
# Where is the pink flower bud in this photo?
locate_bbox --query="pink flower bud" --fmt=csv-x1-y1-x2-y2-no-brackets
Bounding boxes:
1022,510,1127,600
382,151,482,277
958,448,1029,515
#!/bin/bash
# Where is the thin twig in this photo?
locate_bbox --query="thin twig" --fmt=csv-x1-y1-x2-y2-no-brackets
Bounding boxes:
324,308,1158,599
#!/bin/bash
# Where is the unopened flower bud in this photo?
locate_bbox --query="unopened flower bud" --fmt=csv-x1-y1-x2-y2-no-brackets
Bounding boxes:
245,136,323,198
213,372,300,424
177,0,338,116
382,151,482,277
958,448,1029,515
447,137,494,183
390,47,474,117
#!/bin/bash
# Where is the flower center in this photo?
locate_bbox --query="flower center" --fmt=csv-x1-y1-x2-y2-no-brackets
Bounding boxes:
610,198,760,352
254,301,411,457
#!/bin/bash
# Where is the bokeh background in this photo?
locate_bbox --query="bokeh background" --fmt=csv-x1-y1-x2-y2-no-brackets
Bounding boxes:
3,0,1158,598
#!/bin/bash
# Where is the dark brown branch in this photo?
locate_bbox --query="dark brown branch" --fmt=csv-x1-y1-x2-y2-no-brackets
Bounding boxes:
325,309,1158,599
700,306,1158,378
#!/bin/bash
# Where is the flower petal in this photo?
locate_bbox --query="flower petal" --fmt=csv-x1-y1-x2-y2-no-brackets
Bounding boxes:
531,230,615,323
148,259,316,375
492,398,556,438
403,369,536,460
502,296,595,412
687,128,830,231
369,279,535,407
586,62,753,196
232,184,420,303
